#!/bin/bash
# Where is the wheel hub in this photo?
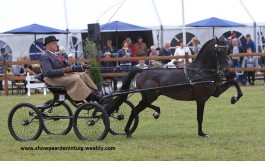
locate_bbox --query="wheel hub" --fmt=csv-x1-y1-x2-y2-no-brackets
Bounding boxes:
117,115,124,120
87,120,95,126
21,120,30,126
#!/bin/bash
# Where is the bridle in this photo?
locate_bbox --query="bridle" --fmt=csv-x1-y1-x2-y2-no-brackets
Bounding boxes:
213,43,229,75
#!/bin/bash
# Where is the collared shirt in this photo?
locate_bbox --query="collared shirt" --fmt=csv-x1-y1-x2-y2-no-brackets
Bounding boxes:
47,50,65,63
232,46,240,60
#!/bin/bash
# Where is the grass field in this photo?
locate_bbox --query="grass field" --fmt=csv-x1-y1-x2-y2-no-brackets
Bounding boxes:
1,83,265,161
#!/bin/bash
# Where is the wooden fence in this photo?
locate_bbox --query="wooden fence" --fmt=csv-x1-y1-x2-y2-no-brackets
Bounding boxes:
1,52,265,96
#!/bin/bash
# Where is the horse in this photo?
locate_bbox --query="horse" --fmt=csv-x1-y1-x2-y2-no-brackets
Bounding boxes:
105,37,243,138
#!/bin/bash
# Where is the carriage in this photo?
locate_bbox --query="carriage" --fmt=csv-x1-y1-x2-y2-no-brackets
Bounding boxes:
7,81,139,141
8,37,243,141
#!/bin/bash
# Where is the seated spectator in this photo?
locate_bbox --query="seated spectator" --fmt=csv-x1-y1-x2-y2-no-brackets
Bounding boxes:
191,37,201,55
241,48,260,85
99,47,118,91
168,39,192,68
22,56,36,76
146,46,159,66
135,60,148,69
159,41,172,65
59,45,68,60
22,56,41,93
103,39,116,54
229,38,245,68
13,57,25,76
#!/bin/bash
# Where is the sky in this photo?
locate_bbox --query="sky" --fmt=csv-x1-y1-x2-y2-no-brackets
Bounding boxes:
0,0,264,32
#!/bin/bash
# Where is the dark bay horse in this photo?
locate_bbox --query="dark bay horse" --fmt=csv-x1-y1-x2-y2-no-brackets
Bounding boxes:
105,37,243,138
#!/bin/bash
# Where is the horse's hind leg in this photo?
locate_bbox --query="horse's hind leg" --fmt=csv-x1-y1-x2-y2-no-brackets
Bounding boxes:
148,105,161,119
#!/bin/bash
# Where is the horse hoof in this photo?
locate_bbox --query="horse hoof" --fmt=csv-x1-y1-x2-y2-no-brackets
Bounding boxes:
126,134,132,139
153,112,160,119
199,134,209,138
202,134,209,138
231,96,237,104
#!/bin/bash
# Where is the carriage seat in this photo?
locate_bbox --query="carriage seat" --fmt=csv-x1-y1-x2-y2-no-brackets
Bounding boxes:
34,73,67,94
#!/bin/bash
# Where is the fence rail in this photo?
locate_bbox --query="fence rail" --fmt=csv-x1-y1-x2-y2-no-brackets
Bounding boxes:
1,52,265,96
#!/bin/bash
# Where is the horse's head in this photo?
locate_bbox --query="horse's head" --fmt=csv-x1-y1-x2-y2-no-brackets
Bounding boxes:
213,36,230,74
192,37,230,74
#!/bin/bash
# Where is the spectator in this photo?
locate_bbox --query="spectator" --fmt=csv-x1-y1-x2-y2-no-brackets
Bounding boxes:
159,41,172,65
135,60,148,69
21,56,36,76
0,48,12,90
191,37,201,55
147,46,159,66
118,40,132,73
229,38,245,68
168,39,192,68
59,45,68,60
102,39,116,55
241,48,260,85
134,36,148,57
242,34,256,53
126,37,137,66
68,53,80,67
231,32,242,46
22,56,41,93
100,40,118,91
13,57,25,76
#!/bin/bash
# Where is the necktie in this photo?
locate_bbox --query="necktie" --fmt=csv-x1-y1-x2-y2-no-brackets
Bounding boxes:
54,53,65,63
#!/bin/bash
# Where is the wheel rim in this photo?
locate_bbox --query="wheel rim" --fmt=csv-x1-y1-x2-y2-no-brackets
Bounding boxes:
42,102,72,135
10,106,41,141
74,103,109,141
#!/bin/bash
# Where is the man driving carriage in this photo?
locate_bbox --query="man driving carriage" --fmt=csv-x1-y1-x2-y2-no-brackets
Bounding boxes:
39,35,101,102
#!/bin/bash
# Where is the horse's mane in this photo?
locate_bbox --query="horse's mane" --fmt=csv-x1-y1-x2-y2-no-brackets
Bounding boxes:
197,38,215,57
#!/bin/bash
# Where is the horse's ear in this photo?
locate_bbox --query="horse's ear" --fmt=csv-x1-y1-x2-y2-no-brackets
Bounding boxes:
215,36,219,43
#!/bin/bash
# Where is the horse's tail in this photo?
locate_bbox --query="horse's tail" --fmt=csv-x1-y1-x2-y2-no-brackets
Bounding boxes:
104,67,142,114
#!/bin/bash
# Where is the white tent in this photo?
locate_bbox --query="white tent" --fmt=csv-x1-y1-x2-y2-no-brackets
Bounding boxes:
1,0,265,60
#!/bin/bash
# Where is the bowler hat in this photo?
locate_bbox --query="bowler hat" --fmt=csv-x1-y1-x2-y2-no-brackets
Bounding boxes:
44,36,59,46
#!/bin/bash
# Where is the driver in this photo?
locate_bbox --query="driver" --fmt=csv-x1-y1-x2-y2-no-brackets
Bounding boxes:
39,35,101,102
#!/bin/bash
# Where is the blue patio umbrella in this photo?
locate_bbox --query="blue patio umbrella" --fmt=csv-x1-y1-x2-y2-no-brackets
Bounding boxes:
186,17,246,37
100,21,151,32
3,23,69,34
100,21,151,49
3,23,69,59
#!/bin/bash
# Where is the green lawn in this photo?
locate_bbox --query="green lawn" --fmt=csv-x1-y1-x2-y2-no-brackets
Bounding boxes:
1,83,265,161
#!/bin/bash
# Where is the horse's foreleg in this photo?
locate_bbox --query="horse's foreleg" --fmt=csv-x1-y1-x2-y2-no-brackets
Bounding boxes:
148,105,161,119
213,79,243,104
230,80,243,104
196,100,208,138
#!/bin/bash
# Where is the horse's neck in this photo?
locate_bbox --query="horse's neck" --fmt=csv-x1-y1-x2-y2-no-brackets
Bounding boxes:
190,52,216,70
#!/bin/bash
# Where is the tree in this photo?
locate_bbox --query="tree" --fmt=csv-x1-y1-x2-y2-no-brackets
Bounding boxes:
83,38,103,88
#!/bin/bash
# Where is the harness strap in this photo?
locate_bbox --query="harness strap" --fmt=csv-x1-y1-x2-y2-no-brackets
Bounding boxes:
184,68,192,84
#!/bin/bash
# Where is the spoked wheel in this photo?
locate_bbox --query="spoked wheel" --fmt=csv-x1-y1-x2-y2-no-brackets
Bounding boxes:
73,102,110,141
8,103,43,141
109,100,139,135
39,100,73,135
